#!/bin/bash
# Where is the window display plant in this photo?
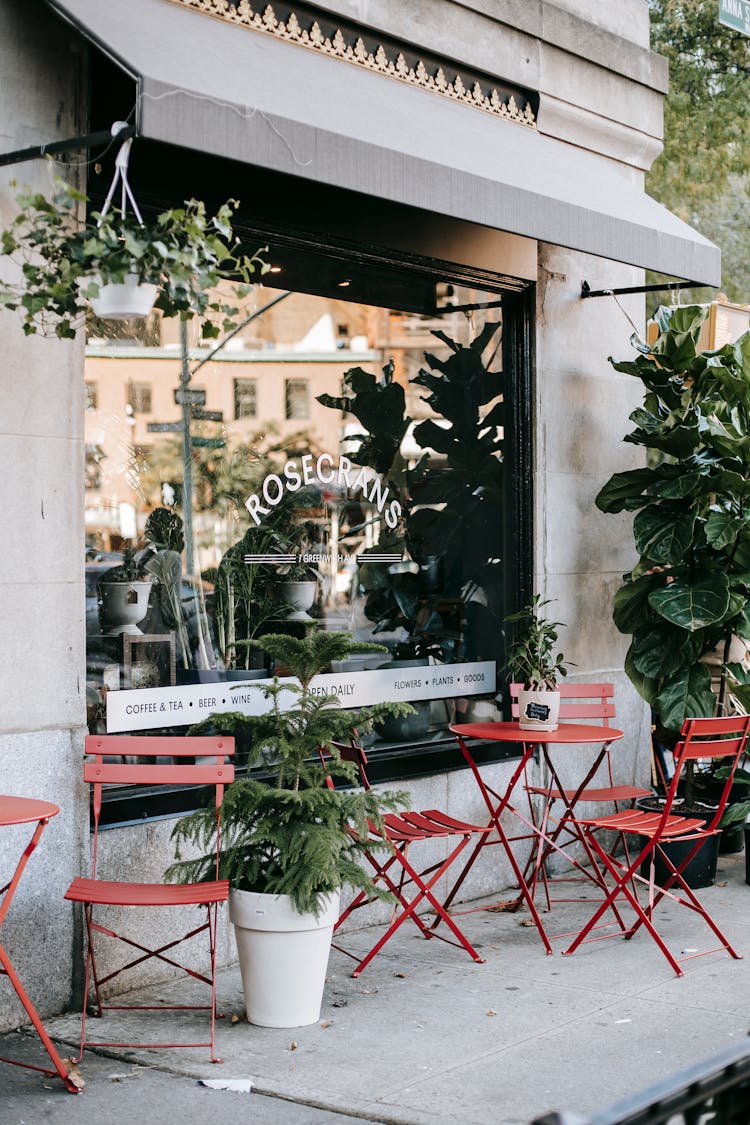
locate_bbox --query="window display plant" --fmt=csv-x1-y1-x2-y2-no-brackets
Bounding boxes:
0,176,268,338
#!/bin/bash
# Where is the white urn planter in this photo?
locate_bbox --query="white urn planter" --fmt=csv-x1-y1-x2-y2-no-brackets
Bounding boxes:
517,688,560,731
88,273,158,320
280,579,317,622
229,888,339,1028
98,580,152,635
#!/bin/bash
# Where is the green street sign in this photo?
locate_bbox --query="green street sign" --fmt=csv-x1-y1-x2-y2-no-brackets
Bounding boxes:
174,387,206,406
191,408,224,422
191,437,226,449
147,422,183,433
719,0,750,36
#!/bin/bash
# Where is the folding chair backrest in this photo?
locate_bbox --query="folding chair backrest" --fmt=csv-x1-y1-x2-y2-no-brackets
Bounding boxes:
84,734,235,873
665,716,750,830
510,682,615,725
319,738,371,791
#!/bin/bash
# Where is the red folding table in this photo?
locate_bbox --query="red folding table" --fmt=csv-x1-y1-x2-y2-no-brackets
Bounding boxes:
0,795,80,1093
447,722,624,953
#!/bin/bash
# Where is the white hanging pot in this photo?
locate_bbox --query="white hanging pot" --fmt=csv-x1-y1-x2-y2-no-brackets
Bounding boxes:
517,688,560,731
229,888,339,1028
87,273,158,320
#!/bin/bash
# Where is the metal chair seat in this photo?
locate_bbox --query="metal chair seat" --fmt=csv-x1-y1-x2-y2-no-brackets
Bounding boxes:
66,877,230,908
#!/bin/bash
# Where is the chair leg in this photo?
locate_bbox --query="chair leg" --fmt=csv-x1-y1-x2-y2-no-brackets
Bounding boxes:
346,838,486,977
562,837,685,976
624,841,743,964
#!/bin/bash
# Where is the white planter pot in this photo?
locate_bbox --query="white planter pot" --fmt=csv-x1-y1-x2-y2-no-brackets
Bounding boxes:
88,273,158,320
517,688,560,731
280,579,317,622
229,888,339,1028
97,580,152,635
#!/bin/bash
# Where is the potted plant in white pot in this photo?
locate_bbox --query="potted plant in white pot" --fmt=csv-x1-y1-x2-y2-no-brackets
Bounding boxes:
166,628,412,1028
0,177,267,338
97,548,153,636
504,595,570,731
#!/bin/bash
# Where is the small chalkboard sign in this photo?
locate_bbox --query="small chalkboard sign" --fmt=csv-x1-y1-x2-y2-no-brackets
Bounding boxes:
524,701,551,721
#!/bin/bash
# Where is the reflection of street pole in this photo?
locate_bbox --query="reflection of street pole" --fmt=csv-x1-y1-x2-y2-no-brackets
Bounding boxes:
179,320,195,575
177,291,292,573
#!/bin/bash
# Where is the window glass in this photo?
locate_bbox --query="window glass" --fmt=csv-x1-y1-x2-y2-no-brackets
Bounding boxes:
234,378,257,420
84,284,508,764
284,378,309,420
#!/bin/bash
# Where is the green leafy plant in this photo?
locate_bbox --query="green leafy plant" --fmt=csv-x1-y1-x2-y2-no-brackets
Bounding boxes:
98,547,149,584
141,508,213,671
211,523,287,671
596,304,750,732
166,629,413,915
0,177,268,338
503,595,569,691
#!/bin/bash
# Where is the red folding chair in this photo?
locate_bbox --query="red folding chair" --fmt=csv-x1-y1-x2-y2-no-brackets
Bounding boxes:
514,682,650,909
65,734,234,1062
321,739,491,977
562,715,750,976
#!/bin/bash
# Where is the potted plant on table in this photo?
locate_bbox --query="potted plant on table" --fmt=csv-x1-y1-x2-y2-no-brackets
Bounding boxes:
0,177,267,338
166,627,412,1028
504,595,570,731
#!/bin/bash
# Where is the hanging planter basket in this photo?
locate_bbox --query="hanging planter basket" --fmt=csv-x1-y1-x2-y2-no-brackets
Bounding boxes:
87,273,158,320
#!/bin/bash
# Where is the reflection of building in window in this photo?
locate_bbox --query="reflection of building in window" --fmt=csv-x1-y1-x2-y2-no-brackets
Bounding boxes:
85,382,97,411
85,444,104,490
127,381,152,415
234,377,257,419
285,378,309,420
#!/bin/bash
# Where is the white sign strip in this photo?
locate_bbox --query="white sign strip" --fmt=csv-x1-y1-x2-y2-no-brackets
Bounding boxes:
105,660,496,733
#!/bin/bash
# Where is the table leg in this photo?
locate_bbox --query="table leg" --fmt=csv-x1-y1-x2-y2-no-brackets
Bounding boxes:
0,817,80,1094
0,943,80,1093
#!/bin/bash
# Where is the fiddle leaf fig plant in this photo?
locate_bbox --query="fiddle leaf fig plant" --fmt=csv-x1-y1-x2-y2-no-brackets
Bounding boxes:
0,177,268,338
596,304,750,732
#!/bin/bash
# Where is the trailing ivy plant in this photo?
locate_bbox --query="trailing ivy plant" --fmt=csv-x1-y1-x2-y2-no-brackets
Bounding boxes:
0,177,268,338
166,628,413,915
596,303,750,733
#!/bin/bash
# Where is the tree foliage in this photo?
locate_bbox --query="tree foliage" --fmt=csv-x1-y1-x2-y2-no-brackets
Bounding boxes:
647,2,750,299
648,1,750,215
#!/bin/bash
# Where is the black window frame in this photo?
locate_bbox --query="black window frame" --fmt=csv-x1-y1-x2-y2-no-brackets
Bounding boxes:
92,262,533,829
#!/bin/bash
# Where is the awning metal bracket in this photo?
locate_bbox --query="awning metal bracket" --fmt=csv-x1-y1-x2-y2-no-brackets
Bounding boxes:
0,123,135,169
581,279,706,299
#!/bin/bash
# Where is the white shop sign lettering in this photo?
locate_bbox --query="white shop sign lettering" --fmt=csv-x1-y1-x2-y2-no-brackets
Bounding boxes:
106,660,496,733
244,452,402,529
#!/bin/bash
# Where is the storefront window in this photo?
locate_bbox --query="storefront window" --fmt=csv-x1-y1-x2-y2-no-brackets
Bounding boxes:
84,278,527,816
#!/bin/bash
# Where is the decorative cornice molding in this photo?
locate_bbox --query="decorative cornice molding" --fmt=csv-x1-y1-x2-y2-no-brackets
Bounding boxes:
164,0,537,128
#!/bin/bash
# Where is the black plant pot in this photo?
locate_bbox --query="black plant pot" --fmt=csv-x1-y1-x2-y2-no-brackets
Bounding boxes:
720,822,745,854
636,798,719,889
374,657,431,742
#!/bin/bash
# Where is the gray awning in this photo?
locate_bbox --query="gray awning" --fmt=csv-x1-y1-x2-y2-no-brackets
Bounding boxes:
46,0,720,287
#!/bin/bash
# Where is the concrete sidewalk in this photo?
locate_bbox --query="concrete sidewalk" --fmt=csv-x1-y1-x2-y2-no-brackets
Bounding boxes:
2,851,749,1125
